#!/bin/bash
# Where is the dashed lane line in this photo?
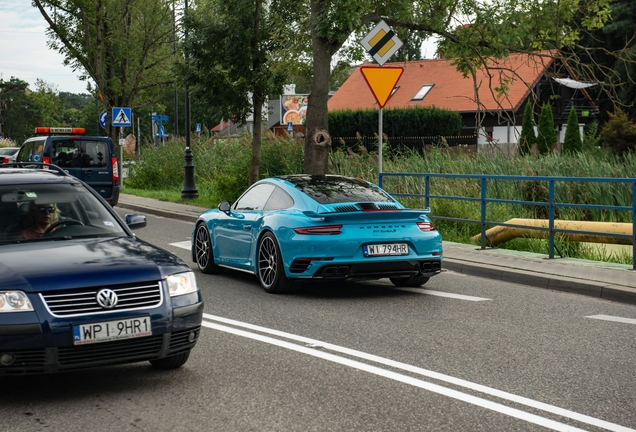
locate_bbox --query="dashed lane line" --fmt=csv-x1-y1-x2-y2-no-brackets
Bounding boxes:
586,315,636,325
393,287,491,301
169,240,191,250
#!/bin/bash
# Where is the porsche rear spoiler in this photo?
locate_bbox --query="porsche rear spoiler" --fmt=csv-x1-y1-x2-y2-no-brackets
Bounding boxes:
302,208,431,223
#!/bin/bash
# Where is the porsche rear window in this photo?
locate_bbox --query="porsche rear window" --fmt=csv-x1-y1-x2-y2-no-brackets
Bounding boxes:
282,175,393,204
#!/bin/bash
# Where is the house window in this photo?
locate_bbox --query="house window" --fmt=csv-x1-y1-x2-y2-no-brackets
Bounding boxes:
391,86,400,97
412,84,434,101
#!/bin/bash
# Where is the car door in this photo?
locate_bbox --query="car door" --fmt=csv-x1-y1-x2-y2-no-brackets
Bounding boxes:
214,183,275,269
80,139,113,200
16,139,44,163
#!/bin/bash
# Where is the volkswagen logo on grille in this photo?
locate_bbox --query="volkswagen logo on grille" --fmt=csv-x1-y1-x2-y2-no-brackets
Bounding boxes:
96,289,118,309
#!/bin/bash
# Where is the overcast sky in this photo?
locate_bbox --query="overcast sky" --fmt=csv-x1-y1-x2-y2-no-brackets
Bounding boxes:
0,2,89,94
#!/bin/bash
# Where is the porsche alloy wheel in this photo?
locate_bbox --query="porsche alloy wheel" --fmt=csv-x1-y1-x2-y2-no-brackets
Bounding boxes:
195,223,223,274
257,232,294,293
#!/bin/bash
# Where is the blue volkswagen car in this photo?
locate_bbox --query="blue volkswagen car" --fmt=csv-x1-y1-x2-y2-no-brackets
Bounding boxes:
0,164,203,375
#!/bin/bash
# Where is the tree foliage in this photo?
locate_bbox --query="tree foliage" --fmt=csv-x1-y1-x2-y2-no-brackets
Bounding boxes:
33,0,177,148
537,103,557,155
563,106,582,154
295,0,615,173
518,102,536,156
0,78,36,144
182,0,288,184
600,108,636,156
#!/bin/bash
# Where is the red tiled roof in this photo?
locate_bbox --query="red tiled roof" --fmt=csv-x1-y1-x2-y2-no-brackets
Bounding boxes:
211,121,230,132
328,52,555,113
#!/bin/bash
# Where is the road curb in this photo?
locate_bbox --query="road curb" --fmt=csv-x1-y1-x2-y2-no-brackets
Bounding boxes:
443,258,636,305
118,202,199,223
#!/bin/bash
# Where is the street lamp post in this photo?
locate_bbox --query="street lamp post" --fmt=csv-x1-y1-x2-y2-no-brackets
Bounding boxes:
181,0,198,200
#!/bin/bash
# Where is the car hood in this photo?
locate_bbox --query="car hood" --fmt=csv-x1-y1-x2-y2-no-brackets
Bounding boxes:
0,237,188,292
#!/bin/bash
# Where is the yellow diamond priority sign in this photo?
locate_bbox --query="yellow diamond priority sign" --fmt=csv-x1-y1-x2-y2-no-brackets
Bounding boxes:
360,66,404,108
360,20,403,66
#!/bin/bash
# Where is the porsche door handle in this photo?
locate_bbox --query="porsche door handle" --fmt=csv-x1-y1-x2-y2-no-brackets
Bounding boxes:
243,225,252,231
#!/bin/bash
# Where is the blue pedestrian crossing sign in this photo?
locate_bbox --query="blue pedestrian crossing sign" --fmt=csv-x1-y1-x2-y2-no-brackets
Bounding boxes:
112,107,132,127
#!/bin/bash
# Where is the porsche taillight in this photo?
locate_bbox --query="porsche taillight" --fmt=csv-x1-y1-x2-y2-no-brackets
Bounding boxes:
417,222,436,232
293,225,342,235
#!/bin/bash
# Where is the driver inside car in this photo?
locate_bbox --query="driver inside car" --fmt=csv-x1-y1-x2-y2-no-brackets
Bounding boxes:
18,202,59,239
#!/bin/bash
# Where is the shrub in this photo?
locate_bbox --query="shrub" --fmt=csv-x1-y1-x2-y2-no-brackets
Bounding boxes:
328,106,462,137
562,106,582,154
537,103,557,155
600,108,636,156
518,102,536,156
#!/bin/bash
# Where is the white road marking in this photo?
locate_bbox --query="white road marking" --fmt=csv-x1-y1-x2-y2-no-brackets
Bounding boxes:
202,313,634,432
169,240,191,250
586,315,636,325
394,287,491,301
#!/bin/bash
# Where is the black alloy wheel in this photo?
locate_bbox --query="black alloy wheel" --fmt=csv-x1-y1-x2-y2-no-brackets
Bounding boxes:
257,232,294,293
195,223,223,274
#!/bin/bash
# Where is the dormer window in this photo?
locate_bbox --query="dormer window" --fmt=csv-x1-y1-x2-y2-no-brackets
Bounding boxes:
412,84,434,101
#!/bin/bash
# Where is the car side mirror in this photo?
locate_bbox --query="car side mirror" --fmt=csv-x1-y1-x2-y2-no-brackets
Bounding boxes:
218,201,231,213
125,214,147,230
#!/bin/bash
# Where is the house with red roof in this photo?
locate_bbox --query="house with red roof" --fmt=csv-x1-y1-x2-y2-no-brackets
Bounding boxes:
328,52,599,148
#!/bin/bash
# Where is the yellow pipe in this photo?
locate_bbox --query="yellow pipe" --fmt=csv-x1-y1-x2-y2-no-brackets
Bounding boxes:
470,218,634,246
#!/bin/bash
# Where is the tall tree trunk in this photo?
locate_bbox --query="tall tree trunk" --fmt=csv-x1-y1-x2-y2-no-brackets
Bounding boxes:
303,0,333,175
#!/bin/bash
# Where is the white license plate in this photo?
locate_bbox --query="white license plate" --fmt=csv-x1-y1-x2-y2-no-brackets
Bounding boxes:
364,243,408,257
73,316,152,345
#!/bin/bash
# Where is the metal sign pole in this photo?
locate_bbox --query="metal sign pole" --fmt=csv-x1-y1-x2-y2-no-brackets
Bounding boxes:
119,126,124,184
378,107,383,174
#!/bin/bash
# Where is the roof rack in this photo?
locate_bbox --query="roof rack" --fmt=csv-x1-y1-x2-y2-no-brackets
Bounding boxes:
0,162,71,176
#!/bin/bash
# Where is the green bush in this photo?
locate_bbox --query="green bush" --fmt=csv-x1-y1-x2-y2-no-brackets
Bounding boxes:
600,108,636,156
537,103,557,155
563,106,582,154
518,102,537,156
328,106,462,137
126,131,305,203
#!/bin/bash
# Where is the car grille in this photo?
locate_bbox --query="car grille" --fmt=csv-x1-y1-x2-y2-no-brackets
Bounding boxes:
40,282,162,317
290,259,312,273
377,203,398,210
58,335,164,366
334,204,359,212
334,203,398,212
169,326,201,353
0,327,201,375
0,349,47,375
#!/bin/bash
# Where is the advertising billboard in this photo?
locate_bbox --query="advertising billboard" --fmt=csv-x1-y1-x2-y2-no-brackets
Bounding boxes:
280,94,309,125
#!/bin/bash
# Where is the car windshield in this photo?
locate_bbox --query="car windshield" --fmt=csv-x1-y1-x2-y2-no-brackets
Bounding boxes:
0,183,127,243
281,175,393,204
0,148,18,155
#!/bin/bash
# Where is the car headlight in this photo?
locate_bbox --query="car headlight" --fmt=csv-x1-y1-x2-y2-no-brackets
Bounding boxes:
0,291,34,312
166,272,198,297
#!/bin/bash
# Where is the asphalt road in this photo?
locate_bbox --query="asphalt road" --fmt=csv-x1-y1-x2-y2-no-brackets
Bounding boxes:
2,211,635,432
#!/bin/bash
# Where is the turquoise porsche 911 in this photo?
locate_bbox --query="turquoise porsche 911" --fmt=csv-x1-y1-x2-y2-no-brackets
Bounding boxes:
191,175,442,293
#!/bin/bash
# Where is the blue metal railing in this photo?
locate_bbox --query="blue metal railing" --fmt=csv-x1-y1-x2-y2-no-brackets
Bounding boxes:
378,173,636,269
